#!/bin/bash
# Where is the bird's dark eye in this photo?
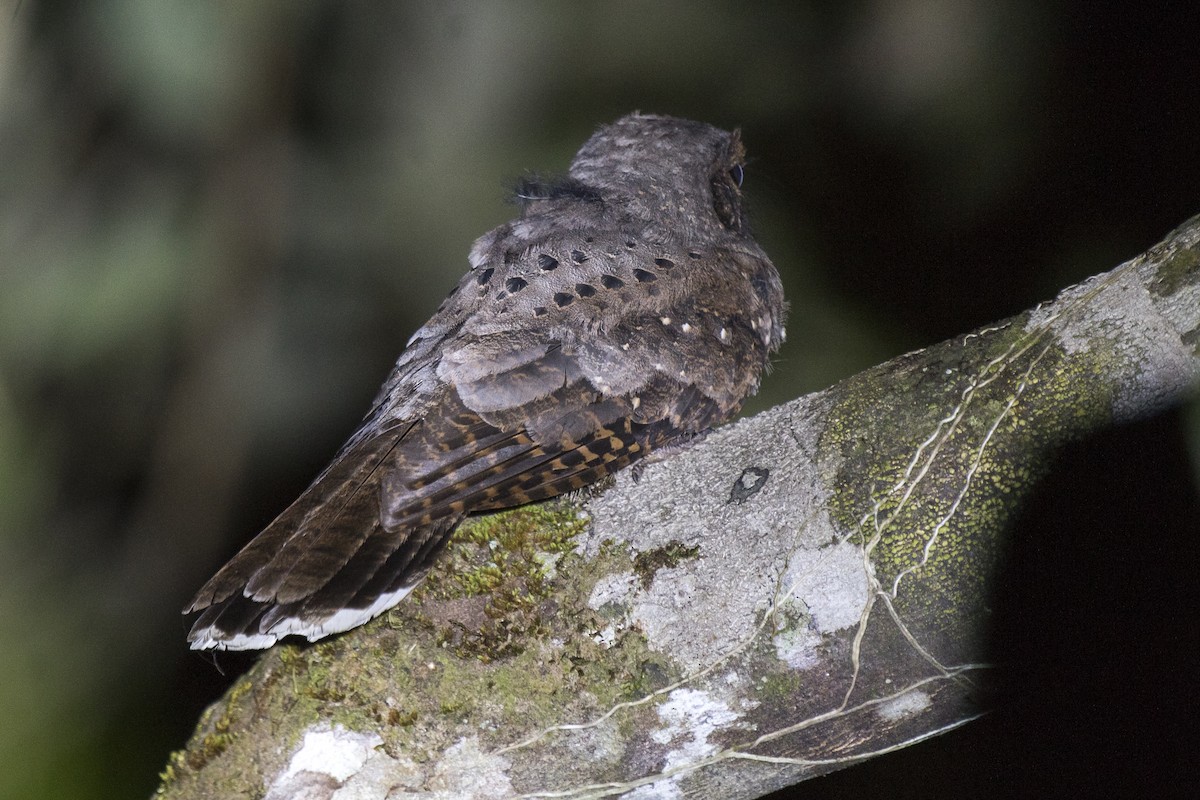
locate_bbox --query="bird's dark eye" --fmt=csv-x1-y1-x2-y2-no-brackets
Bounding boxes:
728,163,744,187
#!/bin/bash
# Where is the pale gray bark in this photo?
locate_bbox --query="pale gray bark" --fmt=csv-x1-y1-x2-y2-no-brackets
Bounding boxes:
157,214,1200,800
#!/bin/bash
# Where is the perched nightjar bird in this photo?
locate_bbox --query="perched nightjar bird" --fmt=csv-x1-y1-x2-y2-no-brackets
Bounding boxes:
185,113,786,650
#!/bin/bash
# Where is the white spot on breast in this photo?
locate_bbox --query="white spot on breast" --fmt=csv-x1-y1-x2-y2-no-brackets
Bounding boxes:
631,396,641,409
680,322,692,333
660,316,672,325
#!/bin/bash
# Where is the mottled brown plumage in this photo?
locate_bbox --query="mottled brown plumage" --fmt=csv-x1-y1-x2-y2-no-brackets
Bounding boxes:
186,114,786,650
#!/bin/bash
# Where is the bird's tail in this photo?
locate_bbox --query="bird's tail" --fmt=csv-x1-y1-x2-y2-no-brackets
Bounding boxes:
184,419,463,650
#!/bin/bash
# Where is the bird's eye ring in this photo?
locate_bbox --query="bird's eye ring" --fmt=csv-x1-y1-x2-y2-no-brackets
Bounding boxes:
728,163,744,187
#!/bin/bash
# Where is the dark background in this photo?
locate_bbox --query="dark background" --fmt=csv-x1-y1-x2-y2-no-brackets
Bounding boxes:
0,2,1196,798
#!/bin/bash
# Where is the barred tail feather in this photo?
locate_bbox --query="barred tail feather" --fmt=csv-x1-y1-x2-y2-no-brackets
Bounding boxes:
186,513,461,651
186,581,422,651
184,384,707,650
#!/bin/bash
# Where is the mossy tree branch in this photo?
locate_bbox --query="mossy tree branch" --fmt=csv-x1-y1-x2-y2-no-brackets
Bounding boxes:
157,215,1200,800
